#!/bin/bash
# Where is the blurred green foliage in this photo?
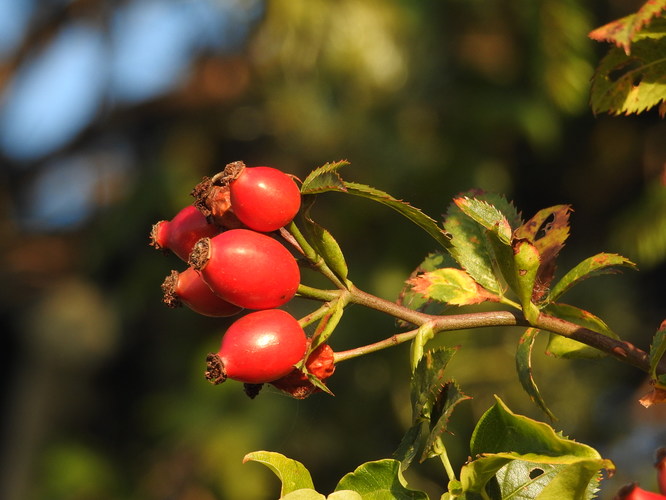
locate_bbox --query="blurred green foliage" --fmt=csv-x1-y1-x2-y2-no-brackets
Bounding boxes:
1,1,665,499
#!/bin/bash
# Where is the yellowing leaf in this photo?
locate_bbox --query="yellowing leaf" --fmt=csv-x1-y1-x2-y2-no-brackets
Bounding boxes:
408,268,499,306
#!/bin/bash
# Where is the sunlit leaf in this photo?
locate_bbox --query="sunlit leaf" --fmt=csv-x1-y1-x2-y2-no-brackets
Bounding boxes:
243,451,315,496
589,0,666,54
398,252,453,318
590,37,666,116
512,240,541,324
470,396,603,458
301,160,349,194
516,328,556,421
460,397,613,498
514,205,572,300
453,196,512,244
344,181,451,250
302,162,450,250
302,207,349,282
408,268,500,306
443,191,522,294
334,459,429,499
544,303,619,359
282,489,326,500
548,253,637,303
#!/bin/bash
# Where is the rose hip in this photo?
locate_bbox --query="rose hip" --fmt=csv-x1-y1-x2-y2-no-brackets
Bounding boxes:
205,309,307,384
150,205,221,261
162,267,242,317
189,229,300,310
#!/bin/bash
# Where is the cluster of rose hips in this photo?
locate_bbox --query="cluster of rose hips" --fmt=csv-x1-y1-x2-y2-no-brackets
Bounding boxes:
614,448,666,499
150,161,335,399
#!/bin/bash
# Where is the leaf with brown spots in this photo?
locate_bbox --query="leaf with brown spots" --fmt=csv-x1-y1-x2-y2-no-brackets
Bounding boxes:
514,205,572,302
589,0,666,55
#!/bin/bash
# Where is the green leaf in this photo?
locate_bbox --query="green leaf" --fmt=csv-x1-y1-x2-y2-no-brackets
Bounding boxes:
302,162,450,249
589,0,666,54
301,210,349,282
334,459,429,500
453,197,513,244
461,397,613,497
244,451,315,496
310,298,346,349
516,328,556,421
301,160,349,194
343,181,451,250
470,396,602,458
512,240,541,324
494,458,606,500
443,192,522,294
412,347,459,418
590,37,666,116
282,489,326,500
408,268,500,306
393,422,426,471
420,381,471,462
544,303,619,359
548,253,637,303
328,491,364,500
649,320,666,379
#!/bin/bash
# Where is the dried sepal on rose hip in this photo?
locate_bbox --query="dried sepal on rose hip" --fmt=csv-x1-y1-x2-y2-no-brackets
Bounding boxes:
270,342,336,399
205,309,308,385
193,161,301,233
614,483,666,500
189,229,300,310
161,267,242,317
150,205,222,261
191,177,243,229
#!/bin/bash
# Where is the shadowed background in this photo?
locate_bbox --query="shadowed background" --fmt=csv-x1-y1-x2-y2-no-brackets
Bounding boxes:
1,1,665,499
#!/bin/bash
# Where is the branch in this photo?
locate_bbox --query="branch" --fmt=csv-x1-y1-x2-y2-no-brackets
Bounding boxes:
325,285,664,375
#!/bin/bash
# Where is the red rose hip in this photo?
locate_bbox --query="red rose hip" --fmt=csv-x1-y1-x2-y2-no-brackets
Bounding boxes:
150,205,221,261
162,267,242,317
189,229,300,310
205,309,307,384
228,163,301,232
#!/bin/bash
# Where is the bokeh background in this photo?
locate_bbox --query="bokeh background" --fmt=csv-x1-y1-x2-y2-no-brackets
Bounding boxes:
1,1,665,499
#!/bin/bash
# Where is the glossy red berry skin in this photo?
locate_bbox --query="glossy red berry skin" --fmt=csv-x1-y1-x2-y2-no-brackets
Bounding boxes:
189,229,300,310
162,267,242,317
205,309,307,384
229,166,301,232
150,205,221,261
615,483,666,500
